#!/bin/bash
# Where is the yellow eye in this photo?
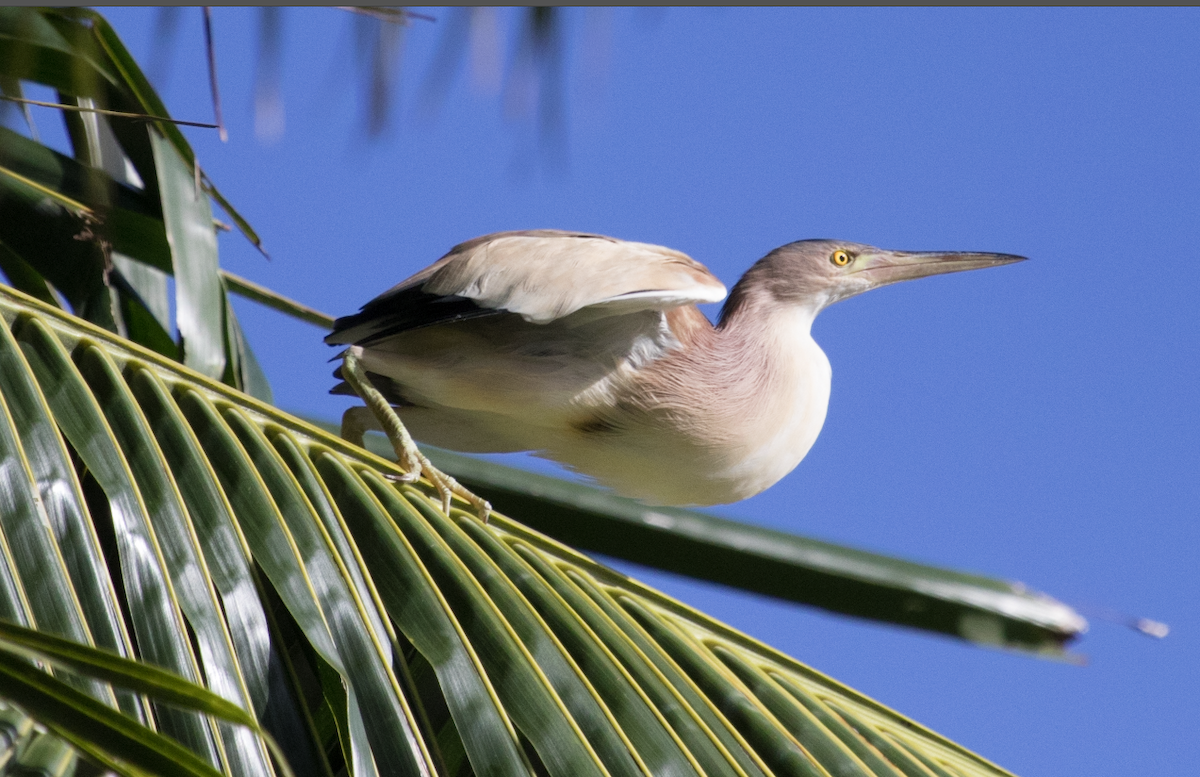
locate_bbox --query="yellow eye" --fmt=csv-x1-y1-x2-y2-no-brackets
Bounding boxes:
831,250,851,267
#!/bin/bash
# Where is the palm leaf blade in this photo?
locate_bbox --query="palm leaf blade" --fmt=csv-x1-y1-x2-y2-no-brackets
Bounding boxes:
403,445,1084,655
0,650,221,777
148,132,223,382
350,470,613,777
0,344,115,709
178,390,389,777
316,456,535,777
14,315,221,766
73,345,272,777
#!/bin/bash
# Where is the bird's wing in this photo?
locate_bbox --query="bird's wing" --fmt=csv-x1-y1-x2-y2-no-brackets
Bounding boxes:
325,230,727,345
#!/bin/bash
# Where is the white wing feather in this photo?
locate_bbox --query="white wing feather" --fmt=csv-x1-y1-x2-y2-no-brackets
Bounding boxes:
407,231,727,323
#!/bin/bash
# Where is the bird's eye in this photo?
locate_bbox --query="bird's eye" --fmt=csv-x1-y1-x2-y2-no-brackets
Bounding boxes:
831,250,851,267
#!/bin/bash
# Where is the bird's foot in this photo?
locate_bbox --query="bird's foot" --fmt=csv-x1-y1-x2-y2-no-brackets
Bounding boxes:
339,356,491,521
404,454,492,523
379,444,491,521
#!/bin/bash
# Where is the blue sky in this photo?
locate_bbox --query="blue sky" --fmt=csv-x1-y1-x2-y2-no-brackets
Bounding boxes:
83,8,1200,776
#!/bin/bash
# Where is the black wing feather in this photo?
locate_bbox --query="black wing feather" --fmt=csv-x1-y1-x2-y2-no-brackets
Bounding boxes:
324,285,504,346
325,230,622,347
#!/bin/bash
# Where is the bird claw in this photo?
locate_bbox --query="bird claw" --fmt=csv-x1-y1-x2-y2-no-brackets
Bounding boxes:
365,432,492,520
380,450,490,521
419,457,492,523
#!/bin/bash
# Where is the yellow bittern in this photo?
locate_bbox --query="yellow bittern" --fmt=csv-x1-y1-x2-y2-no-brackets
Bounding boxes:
327,230,1024,518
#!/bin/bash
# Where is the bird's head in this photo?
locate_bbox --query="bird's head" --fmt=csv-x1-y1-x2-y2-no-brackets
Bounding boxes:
725,239,1027,318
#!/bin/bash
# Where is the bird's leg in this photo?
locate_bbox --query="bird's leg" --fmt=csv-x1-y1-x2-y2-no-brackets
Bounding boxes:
339,351,491,521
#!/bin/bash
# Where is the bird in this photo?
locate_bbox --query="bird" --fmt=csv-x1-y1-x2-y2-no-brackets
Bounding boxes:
326,230,1024,517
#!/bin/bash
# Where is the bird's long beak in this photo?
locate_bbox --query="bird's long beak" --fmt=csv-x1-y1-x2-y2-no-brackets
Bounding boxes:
853,249,1027,289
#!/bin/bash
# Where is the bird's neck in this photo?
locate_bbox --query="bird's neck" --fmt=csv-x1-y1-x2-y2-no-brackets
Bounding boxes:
677,286,829,421
656,286,830,501
715,286,821,356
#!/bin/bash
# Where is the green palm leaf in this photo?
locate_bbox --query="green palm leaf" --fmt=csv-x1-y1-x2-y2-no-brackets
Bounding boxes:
0,281,1019,777
0,6,267,401
403,443,1086,655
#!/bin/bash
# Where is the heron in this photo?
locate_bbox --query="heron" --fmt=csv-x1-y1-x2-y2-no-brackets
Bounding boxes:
327,230,1024,519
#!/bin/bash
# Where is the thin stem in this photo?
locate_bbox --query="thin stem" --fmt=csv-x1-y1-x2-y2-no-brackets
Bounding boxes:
219,271,334,329
202,7,227,142
0,96,219,129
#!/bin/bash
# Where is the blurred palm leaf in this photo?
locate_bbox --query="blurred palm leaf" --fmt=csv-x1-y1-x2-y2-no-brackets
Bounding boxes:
0,282,1023,777
0,6,268,401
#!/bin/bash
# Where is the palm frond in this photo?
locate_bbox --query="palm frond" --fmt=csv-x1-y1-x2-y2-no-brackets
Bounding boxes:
0,282,1019,776
286,425,1087,658
423,445,1086,655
